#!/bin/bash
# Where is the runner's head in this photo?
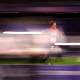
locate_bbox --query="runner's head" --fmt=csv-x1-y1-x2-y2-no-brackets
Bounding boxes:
49,20,56,29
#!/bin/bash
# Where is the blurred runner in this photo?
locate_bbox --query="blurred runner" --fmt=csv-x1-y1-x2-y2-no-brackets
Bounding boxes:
41,20,64,62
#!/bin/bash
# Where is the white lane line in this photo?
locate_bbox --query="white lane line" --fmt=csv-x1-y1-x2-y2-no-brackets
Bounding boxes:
36,71,80,75
1,71,80,77
55,43,80,45
3,32,41,34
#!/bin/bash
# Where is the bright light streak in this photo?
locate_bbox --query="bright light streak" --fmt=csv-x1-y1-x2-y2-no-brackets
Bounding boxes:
3,32,41,34
55,43,80,45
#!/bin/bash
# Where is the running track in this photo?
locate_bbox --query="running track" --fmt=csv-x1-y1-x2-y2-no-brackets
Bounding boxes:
0,65,80,80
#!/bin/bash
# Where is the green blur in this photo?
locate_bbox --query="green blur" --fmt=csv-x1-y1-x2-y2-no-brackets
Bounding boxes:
0,57,79,65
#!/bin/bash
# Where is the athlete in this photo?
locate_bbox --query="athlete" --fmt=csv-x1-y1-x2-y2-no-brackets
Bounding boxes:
41,20,63,62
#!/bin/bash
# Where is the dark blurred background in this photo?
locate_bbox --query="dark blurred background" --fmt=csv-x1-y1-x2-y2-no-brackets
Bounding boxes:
0,12,80,36
0,0,79,35
0,0,79,6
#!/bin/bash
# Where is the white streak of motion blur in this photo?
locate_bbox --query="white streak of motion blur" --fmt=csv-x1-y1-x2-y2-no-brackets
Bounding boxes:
55,43,80,45
3,31,41,34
